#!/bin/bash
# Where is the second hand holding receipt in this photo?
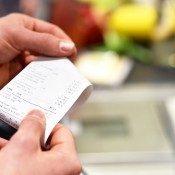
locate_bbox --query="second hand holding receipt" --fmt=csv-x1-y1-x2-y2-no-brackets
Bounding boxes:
0,57,92,146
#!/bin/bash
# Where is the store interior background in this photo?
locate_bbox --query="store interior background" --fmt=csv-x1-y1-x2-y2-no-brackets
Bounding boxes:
1,0,175,174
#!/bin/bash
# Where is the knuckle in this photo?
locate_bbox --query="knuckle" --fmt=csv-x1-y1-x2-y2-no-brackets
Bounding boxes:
42,33,54,44
56,124,75,139
48,25,58,34
61,125,71,133
7,13,22,18
58,124,72,134
3,27,19,37
8,12,20,16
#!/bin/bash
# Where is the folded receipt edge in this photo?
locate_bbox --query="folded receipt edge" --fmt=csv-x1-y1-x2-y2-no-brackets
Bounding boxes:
0,57,93,147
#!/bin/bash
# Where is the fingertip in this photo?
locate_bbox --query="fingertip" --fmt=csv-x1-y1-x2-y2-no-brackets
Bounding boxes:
58,40,77,58
49,124,76,151
69,47,77,62
27,109,45,120
59,40,75,52
24,55,38,65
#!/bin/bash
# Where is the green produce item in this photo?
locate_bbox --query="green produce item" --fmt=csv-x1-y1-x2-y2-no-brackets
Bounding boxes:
104,31,154,64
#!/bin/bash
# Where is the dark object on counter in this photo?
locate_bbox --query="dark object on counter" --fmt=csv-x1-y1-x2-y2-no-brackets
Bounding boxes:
0,119,16,140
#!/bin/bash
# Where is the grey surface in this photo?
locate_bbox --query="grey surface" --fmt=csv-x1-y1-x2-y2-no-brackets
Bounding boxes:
126,62,175,83
71,83,175,164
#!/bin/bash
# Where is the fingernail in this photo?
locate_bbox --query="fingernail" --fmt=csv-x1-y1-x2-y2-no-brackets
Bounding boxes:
59,40,75,52
28,110,45,119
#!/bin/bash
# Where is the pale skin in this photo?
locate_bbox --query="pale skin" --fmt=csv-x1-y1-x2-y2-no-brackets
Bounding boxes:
0,13,77,88
0,13,81,175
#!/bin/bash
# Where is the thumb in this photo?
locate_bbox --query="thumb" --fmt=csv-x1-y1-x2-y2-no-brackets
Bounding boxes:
10,110,46,149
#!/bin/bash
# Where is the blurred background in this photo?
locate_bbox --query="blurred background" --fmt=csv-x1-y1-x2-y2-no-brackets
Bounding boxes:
1,0,175,174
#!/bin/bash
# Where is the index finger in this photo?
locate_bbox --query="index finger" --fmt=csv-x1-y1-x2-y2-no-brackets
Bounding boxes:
46,124,82,175
49,124,77,153
23,15,77,61
24,15,71,41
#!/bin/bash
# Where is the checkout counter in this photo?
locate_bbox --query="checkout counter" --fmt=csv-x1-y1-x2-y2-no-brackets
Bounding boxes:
71,61,175,175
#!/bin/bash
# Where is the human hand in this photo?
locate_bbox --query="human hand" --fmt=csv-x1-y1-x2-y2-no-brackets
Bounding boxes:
0,13,77,88
0,110,81,175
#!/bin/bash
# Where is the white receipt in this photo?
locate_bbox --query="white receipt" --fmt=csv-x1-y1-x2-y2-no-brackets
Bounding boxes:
0,57,92,145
